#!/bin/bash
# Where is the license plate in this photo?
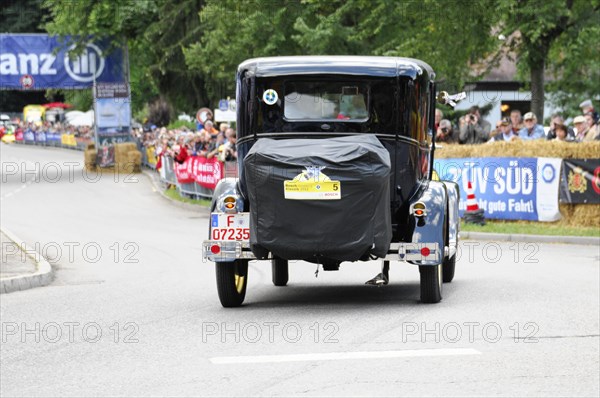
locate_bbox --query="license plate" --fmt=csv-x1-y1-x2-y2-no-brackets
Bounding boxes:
284,181,341,200
210,213,250,241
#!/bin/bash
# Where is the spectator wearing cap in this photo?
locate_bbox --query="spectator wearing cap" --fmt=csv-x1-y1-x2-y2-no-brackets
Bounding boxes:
579,99,599,123
573,115,588,142
547,114,575,140
490,117,516,142
518,112,545,140
583,112,599,141
435,119,456,143
459,105,491,144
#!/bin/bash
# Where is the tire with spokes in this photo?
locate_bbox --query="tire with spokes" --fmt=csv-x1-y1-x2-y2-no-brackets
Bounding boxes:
216,260,248,307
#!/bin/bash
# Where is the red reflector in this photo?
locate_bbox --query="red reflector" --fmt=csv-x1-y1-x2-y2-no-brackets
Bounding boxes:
210,244,221,254
421,247,431,257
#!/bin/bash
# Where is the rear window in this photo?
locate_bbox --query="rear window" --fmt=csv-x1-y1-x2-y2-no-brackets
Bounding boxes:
284,82,368,121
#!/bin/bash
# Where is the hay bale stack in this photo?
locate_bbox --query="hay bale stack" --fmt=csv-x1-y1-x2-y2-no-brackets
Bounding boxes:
83,148,97,171
436,140,600,159
559,204,600,227
112,142,139,173
115,142,137,164
127,150,142,173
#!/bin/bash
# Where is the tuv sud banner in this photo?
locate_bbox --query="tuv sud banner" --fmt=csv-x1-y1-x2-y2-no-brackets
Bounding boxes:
0,34,125,90
434,157,562,222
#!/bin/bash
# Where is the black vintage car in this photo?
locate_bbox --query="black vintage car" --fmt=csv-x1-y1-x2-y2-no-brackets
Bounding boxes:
203,56,460,306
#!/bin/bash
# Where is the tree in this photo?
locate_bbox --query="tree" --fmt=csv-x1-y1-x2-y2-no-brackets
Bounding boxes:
185,0,305,104
185,0,499,105
498,0,600,119
43,0,207,120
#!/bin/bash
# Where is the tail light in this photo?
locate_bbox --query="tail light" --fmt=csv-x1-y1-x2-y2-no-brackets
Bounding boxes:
411,202,427,217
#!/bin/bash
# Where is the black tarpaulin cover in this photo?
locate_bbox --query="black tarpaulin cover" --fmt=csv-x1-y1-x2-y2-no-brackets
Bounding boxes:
243,135,392,261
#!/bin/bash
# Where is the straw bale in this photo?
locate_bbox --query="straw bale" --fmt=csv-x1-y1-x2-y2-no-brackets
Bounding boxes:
437,140,600,159
436,140,600,227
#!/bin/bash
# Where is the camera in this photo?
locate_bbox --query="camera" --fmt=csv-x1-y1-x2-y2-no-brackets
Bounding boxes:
469,115,475,121
441,127,448,133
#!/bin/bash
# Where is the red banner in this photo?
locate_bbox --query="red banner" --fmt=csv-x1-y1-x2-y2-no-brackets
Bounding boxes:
174,156,223,189
15,130,23,141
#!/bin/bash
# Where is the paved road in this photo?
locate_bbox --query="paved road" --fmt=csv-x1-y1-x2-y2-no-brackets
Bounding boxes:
1,143,599,397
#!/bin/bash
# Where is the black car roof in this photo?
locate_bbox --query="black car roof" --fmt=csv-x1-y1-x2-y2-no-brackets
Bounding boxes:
238,56,434,80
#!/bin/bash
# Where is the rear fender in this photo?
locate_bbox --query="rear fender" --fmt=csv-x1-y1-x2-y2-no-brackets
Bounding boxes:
211,177,243,212
442,180,460,256
409,181,447,265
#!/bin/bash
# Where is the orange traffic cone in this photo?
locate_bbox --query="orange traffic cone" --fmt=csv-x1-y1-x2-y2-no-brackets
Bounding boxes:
463,181,486,225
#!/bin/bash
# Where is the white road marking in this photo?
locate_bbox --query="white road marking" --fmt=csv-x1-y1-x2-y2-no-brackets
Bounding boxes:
210,348,481,364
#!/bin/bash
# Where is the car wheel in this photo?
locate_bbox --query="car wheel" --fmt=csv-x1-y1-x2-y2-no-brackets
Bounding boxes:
216,260,248,307
419,264,442,303
272,258,288,286
442,254,456,283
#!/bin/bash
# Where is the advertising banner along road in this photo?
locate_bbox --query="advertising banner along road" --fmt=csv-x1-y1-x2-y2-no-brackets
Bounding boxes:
434,157,562,221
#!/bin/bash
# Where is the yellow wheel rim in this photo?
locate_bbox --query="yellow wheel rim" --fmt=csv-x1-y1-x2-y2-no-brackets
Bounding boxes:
234,274,245,294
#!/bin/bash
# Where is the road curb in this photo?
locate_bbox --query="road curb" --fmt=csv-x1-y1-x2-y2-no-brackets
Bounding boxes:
141,170,210,213
0,228,54,294
461,231,600,245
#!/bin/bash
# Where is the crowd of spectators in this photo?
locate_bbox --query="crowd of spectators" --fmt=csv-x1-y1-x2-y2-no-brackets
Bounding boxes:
132,117,237,172
435,99,600,145
8,121,93,140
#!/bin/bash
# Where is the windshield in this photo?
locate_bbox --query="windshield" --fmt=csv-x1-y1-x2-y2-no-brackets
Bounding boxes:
284,82,368,121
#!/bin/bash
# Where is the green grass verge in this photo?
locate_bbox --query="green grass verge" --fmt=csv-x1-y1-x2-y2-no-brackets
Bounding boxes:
163,187,211,207
461,220,599,237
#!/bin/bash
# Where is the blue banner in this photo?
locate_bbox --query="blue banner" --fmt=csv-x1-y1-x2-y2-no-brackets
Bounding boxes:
434,157,562,221
0,34,125,90
35,131,46,143
23,130,35,142
46,132,61,143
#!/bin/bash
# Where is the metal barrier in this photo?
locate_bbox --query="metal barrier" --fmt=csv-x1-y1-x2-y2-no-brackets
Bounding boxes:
15,135,92,150
13,137,224,201
160,155,178,186
158,154,233,200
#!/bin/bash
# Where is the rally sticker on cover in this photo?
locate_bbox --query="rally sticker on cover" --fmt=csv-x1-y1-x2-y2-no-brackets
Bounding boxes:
263,89,278,105
284,166,341,200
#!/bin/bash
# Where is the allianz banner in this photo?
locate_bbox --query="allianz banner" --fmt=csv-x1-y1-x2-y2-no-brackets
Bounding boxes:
560,159,600,204
0,34,125,90
434,157,562,221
